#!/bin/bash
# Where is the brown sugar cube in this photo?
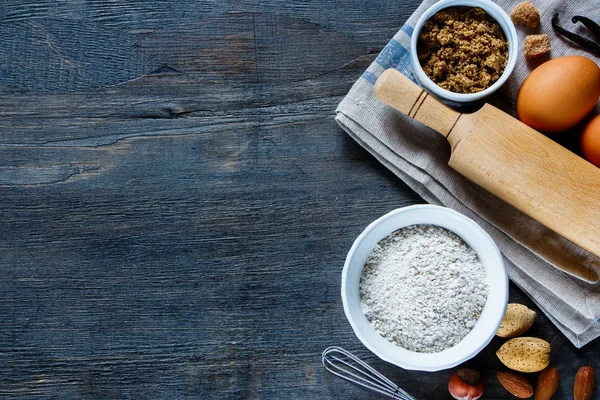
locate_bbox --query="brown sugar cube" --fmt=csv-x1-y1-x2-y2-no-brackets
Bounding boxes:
524,34,551,59
510,2,541,28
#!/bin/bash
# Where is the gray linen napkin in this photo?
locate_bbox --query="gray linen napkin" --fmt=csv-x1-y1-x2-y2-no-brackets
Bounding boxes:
336,0,600,347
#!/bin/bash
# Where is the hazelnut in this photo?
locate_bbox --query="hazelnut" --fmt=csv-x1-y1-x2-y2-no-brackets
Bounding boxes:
448,369,485,400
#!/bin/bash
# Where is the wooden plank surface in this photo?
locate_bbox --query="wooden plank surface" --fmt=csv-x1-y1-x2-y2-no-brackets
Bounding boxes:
0,1,598,399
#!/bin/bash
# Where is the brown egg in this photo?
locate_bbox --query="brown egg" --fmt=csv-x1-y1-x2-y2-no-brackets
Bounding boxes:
517,56,600,133
581,114,600,167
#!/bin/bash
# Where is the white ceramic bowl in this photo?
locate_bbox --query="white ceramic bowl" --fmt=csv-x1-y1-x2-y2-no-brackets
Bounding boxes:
410,0,518,105
342,205,508,371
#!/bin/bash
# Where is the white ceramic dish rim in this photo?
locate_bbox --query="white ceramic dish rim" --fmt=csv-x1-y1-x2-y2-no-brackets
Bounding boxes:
341,204,508,371
409,0,519,103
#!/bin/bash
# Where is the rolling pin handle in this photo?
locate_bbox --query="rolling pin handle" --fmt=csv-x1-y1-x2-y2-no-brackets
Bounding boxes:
374,68,461,137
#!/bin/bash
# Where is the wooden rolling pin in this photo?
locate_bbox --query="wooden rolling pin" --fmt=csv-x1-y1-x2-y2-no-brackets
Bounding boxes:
374,68,600,259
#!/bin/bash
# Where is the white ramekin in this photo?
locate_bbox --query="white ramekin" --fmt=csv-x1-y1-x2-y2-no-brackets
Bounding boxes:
341,205,508,372
410,0,518,104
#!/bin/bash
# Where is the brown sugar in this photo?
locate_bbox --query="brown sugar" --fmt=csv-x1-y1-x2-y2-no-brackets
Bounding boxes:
510,2,541,29
523,34,551,59
417,7,509,94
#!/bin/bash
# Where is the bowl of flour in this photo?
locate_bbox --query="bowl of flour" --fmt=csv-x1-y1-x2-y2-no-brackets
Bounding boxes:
341,204,508,371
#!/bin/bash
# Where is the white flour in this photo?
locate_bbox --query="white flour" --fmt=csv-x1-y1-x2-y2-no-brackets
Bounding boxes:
360,224,489,353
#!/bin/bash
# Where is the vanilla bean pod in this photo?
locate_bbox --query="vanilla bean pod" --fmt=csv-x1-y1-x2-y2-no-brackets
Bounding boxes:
552,13,600,55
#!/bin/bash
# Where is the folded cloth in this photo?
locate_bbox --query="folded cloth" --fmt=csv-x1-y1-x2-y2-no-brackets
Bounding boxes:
336,0,600,347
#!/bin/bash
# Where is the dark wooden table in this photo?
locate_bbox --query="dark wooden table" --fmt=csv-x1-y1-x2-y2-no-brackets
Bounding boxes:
1,1,598,398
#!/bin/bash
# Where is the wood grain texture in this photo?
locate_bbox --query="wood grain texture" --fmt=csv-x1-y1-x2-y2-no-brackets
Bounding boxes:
0,1,599,399
0,19,162,91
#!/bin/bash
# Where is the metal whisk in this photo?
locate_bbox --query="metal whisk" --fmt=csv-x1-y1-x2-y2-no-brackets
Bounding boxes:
322,346,417,400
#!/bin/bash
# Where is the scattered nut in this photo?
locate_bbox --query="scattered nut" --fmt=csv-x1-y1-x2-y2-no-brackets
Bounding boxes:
456,368,482,386
497,303,537,338
535,366,559,400
510,1,541,28
448,369,484,400
524,34,551,59
574,366,595,400
496,337,550,373
497,370,534,398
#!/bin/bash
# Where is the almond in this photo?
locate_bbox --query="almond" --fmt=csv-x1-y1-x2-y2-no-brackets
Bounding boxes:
574,366,595,400
496,303,537,338
535,366,559,400
496,337,550,373
497,371,533,398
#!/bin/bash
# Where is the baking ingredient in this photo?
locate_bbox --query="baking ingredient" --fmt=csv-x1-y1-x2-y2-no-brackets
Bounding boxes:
574,366,595,400
360,225,489,353
510,2,540,28
496,337,551,372
524,35,551,59
417,7,508,94
456,368,482,386
552,14,600,55
448,369,484,400
497,371,534,398
496,303,536,338
516,56,600,133
535,366,559,400
581,115,600,167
